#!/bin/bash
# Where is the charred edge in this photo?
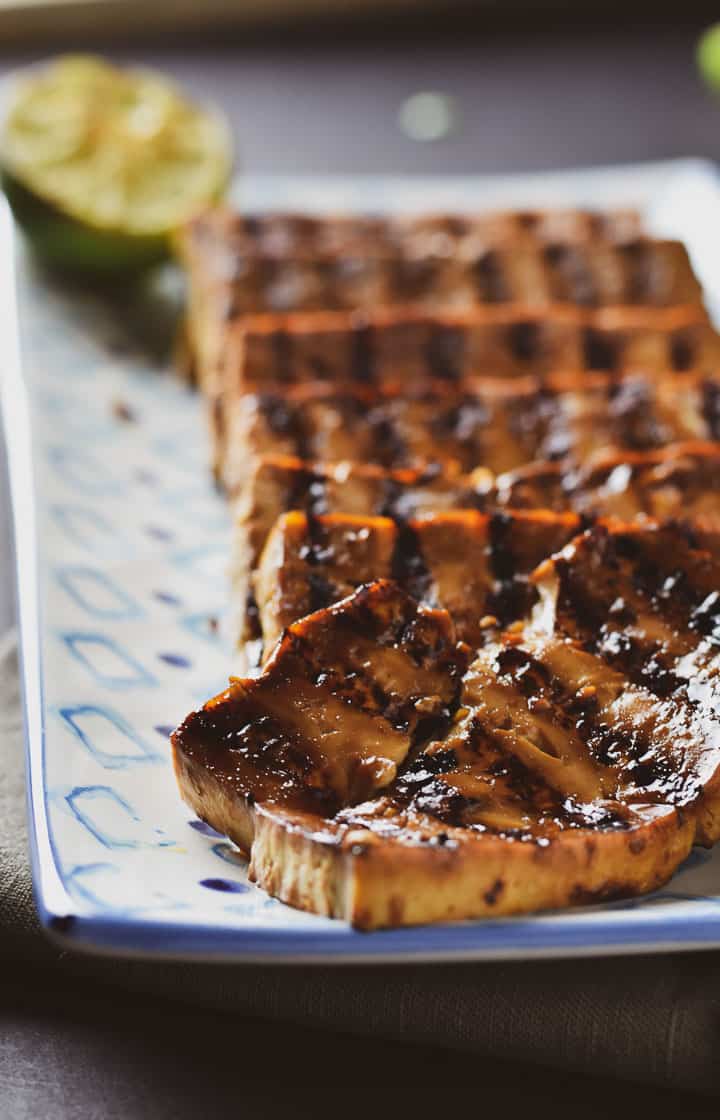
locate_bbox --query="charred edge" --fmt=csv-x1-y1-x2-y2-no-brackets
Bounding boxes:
391,522,431,603
302,513,341,614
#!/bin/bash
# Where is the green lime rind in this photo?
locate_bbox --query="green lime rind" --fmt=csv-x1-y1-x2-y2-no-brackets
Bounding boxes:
0,55,232,276
698,24,720,92
2,170,168,275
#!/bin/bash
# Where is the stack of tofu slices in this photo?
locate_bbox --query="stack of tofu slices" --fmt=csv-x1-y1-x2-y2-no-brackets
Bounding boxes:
172,207,720,929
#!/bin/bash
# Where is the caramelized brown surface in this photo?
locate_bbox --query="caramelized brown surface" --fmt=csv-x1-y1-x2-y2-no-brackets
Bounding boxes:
174,535,720,928
173,580,467,849
250,509,580,659
497,442,720,550
217,303,714,396
232,455,489,574
533,525,720,724
219,371,720,494
174,207,720,929
178,205,704,397
208,304,716,471
182,207,647,264
232,443,720,600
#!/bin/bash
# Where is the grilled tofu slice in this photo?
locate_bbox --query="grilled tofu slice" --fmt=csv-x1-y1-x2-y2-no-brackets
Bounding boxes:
178,206,703,391
219,371,720,495
532,525,720,698
249,509,580,658
230,456,491,656
210,304,716,467
496,441,720,551
181,207,647,270
231,442,720,630
174,573,714,929
531,523,720,842
173,579,468,854
250,796,688,929
218,302,714,394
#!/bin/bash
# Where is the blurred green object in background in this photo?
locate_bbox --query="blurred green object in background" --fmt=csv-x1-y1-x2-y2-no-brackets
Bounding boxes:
1,55,232,276
697,23,720,92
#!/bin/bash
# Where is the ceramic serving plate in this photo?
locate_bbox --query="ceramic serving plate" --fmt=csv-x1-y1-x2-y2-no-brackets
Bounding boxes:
6,158,720,961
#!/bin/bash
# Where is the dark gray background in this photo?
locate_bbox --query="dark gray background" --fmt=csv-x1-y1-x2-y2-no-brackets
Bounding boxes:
2,10,720,1115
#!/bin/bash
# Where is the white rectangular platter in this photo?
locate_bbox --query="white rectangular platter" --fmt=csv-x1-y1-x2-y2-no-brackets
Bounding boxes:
6,158,720,961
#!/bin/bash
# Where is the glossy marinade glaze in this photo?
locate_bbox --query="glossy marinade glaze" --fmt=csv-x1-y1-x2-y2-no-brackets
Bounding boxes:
174,524,720,927
173,204,720,928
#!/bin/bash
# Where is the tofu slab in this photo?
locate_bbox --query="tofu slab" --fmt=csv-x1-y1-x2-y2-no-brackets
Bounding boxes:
177,205,703,394
210,304,715,473
173,580,468,855
219,370,720,495
173,556,720,929
249,509,580,660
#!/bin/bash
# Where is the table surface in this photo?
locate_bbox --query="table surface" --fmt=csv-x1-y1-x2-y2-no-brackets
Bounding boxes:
2,13,720,1113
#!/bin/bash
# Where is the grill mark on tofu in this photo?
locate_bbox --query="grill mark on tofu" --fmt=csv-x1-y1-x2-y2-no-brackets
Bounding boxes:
184,208,654,270
621,241,651,303
426,323,465,381
505,320,540,364
582,327,619,371
670,330,695,371
533,525,720,719
252,510,581,661
545,244,597,306
514,636,715,807
494,442,720,543
173,581,468,814
607,379,664,450
351,322,374,384
391,522,432,603
232,446,720,660
217,303,716,402
223,372,720,496
256,394,310,461
474,250,510,302
702,380,720,440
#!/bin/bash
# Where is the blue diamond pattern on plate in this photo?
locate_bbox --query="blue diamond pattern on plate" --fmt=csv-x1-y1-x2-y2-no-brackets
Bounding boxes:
63,785,175,849
56,705,163,769
60,633,156,688
56,566,144,620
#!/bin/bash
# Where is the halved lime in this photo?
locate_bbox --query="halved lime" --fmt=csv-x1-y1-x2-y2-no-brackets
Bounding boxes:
1,55,232,275
698,25,720,93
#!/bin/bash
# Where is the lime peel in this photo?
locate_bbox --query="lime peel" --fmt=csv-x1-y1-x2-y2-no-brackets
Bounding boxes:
1,55,232,273
698,25,720,93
